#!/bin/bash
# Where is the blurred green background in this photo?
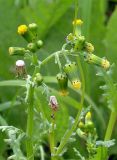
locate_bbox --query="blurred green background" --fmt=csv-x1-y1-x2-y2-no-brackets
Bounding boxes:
0,0,117,159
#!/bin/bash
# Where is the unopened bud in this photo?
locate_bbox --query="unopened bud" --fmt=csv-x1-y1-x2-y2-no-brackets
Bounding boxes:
85,121,94,131
101,59,110,69
84,53,110,69
33,73,43,86
28,23,38,32
85,112,91,121
9,47,29,56
74,36,85,51
27,42,37,52
66,33,75,42
78,121,85,129
36,40,43,49
72,19,83,26
28,23,38,38
85,42,94,53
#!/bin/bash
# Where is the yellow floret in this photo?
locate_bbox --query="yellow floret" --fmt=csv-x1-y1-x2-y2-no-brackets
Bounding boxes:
101,59,110,69
9,47,14,55
72,19,83,25
86,42,94,53
59,90,69,96
85,112,91,120
18,25,28,35
72,80,81,89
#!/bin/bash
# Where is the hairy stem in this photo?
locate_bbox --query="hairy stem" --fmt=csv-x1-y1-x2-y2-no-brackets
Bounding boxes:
26,85,34,160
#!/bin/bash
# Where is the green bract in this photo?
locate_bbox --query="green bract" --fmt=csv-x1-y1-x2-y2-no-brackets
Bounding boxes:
56,72,68,96
9,47,29,56
64,62,81,89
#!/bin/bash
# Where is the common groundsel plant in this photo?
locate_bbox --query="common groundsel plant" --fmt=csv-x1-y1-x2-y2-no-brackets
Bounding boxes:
0,2,117,160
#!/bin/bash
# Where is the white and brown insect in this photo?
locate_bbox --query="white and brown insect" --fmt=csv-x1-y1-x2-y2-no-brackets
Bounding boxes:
16,60,27,78
49,96,59,111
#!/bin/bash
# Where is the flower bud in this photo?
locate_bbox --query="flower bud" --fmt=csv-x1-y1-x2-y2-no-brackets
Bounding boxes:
85,112,92,121
9,47,29,56
72,19,83,26
84,42,94,53
101,59,110,69
36,40,43,49
64,62,81,89
33,73,43,86
28,23,38,32
56,72,68,96
17,24,34,42
84,53,110,69
85,121,94,131
49,96,58,111
78,121,85,129
72,19,83,36
74,36,85,51
27,42,37,53
28,23,38,38
66,33,75,42
16,60,26,77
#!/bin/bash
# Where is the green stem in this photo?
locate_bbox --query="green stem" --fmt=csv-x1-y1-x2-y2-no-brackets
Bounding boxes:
56,56,85,156
40,51,62,68
104,110,116,141
40,145,45,160
49,112,56,160
39,49,69,69
55,53,63,72
26,85,34,160
73,0,78,35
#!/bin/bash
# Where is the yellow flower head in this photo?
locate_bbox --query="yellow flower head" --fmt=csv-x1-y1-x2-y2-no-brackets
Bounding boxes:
59,90,69,96
72,80,81,89
18,25,28,35
101,59,110,69
72,19,83,26
85,112,91,120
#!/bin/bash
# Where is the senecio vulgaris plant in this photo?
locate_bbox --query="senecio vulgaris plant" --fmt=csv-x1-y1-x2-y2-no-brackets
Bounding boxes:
0,3,117,160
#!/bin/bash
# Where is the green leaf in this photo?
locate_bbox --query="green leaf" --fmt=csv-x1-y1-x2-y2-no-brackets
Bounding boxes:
105,8,117,81
90,147,108,160
21,0,73,38
0,80,25,87
0,101,21,111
